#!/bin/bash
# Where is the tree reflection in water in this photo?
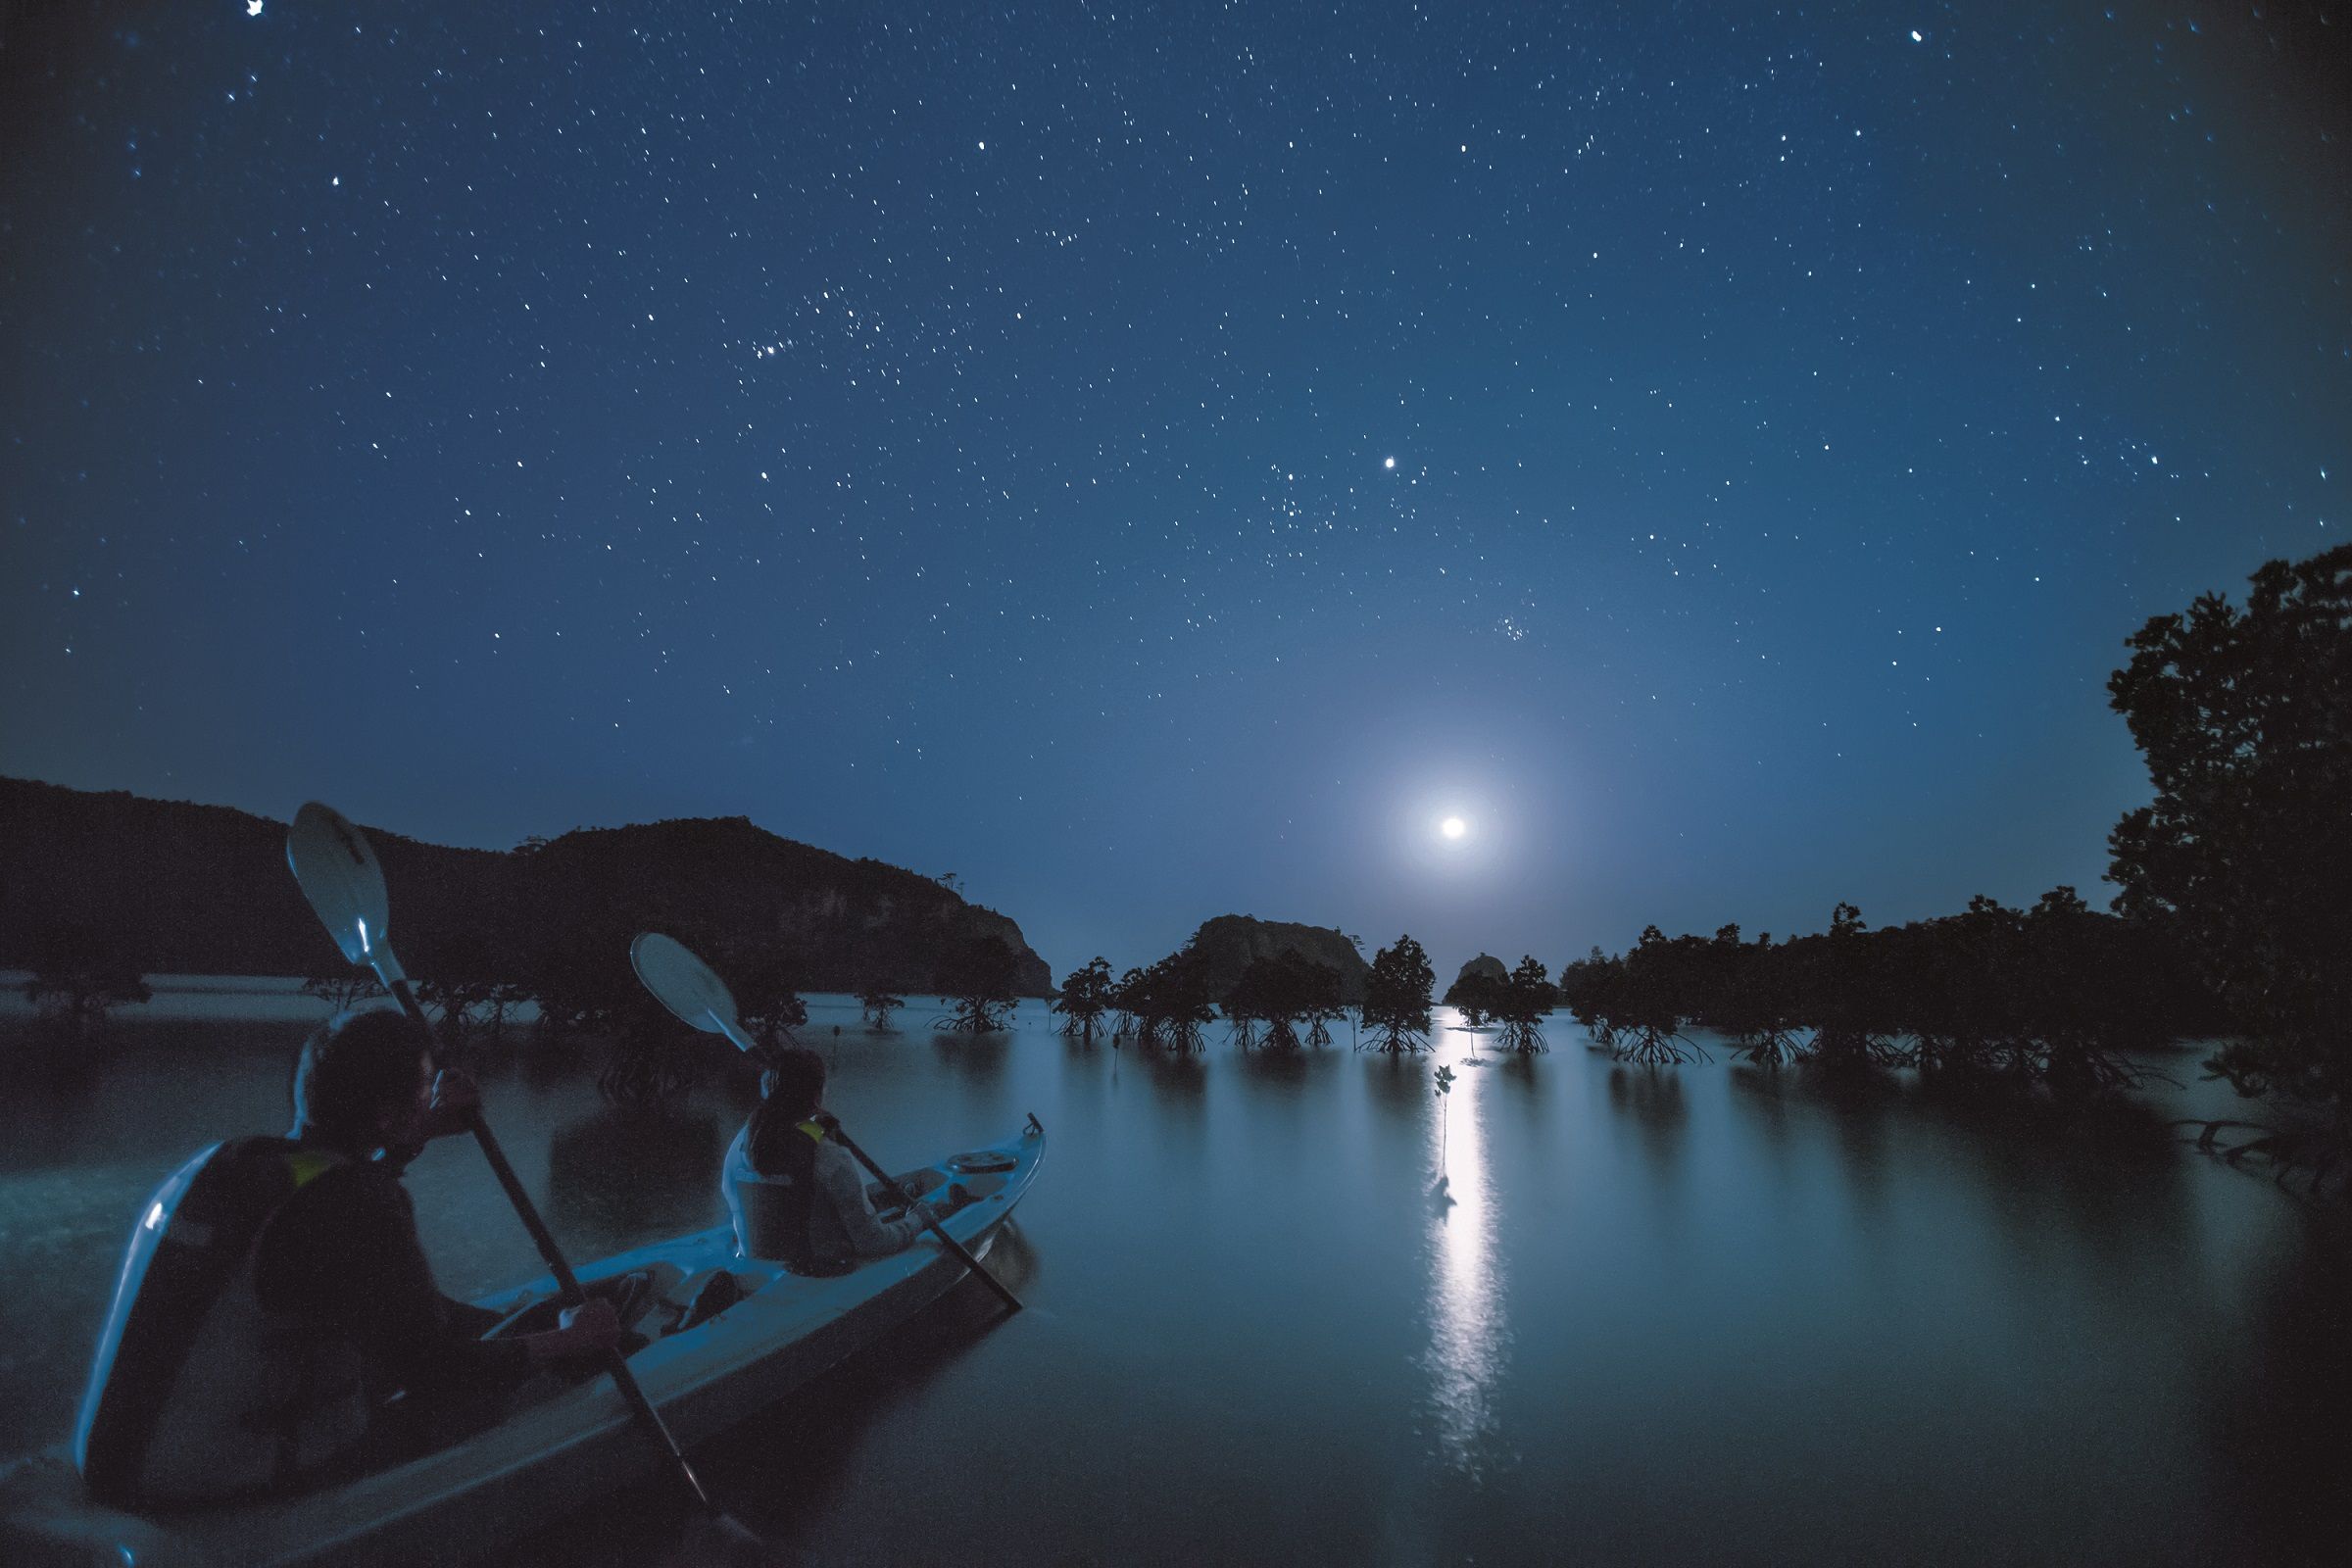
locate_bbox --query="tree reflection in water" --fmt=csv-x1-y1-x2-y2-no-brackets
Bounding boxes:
546,1103,724,1246
1143,1049,1206,1104
1606,1062,1690,1181
2202,1231,2352,1565
930,1031,1009,1080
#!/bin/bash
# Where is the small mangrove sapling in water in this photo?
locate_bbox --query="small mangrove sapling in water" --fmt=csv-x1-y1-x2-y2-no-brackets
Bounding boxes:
1435,1062,1456,1176
858,984,906,1030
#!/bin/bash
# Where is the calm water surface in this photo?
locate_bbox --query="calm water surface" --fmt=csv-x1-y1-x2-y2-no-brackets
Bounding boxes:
1,991,2340,1565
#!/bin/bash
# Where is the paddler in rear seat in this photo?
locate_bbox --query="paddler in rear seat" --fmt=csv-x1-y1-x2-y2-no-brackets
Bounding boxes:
725,1046,964,1274
74,1008,620,1507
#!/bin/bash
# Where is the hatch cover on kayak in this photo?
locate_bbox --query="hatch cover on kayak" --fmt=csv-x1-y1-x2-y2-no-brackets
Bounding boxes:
949,1150,1017,1174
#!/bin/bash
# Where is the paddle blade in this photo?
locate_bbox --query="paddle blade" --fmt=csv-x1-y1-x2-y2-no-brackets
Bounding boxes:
667,1506,775,1566
287,802,392,965
630,932,741,1037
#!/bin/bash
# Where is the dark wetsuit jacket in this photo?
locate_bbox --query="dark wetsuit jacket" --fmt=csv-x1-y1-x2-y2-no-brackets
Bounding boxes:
251,1142,526,1408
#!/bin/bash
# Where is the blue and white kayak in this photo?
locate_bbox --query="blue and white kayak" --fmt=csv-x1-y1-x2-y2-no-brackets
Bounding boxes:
0,1116,1045,1567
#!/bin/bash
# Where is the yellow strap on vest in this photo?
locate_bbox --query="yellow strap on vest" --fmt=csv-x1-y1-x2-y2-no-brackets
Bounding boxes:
796,1119,827,1145
285,1150,344,1189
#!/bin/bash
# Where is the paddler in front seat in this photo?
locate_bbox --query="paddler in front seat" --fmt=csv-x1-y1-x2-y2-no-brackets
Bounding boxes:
724,1046,963,1273
74,1008,621,1507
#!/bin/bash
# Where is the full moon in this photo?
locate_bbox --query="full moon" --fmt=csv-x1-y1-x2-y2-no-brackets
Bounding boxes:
1440,815,1467,840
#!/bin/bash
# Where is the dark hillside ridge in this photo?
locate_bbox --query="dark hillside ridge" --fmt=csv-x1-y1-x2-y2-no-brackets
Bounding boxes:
1184,914,1370,1002
0,777,1052,996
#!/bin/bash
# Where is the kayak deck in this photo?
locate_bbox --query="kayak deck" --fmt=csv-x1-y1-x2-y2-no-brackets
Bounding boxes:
1,1116,1044,1568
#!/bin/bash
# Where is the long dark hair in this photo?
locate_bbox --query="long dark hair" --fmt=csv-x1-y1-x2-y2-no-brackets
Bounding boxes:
746,1047,827,1174
757,1046,826,1119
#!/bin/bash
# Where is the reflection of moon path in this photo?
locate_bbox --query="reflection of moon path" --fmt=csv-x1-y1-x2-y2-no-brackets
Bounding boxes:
1424,1043,1507,1478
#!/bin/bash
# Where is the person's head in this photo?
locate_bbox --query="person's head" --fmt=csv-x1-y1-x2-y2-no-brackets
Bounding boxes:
290,1008,432,1151
758,1046,826,1120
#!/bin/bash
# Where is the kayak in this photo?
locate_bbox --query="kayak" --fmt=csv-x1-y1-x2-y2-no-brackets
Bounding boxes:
0,1115,1045,1567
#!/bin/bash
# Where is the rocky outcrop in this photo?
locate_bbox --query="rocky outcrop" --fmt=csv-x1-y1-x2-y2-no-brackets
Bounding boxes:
0,777,1053,995
1443,953,1509,1011
1452,954,1508,988
1180,914,1371,1002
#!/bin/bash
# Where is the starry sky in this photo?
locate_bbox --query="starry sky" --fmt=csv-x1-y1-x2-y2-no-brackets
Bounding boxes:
3,2,2346,980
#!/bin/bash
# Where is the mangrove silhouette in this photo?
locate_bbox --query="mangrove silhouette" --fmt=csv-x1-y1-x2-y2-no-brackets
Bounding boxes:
17,924,151,1037
1442,955,1509,1025
858,986,906,1030
1220,950,1348,1051
931,935,1021,1033
1557,893,2202,1090
2107,542,2351,1191
1106,944,1218,1053
1360,936,1437,1054
1446,956,1556,1055
1051,956,1115,1043
1091,918,1361,1054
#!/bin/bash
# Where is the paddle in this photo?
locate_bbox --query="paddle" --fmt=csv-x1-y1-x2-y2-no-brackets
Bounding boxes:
629,931,1023,1313
286,804,760,1553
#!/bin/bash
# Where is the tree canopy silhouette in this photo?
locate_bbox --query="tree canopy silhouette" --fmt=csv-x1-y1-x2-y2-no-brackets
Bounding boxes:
1053,956,1114,1042
1109,945,1217,1052
1560,893,2206,1093
1360,935,1435,1054
1494,956,1555,1054
1444,955,1508,1026
1224,951,1345,1052
2108,541,2352,1127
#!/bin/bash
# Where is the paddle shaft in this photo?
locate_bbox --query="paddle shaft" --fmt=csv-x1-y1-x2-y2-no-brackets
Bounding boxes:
817,1114,1023,1314
374,967,721,1516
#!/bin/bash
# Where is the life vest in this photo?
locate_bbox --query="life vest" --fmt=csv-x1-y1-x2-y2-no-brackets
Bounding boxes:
74,1138,371,1507
722,1118,854,1277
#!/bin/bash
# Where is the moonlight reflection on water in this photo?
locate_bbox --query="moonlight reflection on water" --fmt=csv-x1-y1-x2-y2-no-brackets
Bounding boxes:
0,994,2334,1563
1425,1035,1509,1480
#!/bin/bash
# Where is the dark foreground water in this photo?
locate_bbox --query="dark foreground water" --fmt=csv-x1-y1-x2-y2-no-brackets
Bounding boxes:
2,992,2342,1565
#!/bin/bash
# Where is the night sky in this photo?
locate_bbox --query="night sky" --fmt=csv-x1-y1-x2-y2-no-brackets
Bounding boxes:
4,3,2346,979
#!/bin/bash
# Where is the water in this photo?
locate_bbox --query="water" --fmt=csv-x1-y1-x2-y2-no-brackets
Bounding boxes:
1,993,2339,1564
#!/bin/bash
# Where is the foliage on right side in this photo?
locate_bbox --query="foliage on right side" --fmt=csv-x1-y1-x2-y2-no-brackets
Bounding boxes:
2106,542,2350,1130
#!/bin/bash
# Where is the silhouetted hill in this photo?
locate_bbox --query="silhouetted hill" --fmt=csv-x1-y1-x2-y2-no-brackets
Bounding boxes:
515,814,1053,996
1451,954,1508,988
1183,914,1369,1002
0,778,1052,996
